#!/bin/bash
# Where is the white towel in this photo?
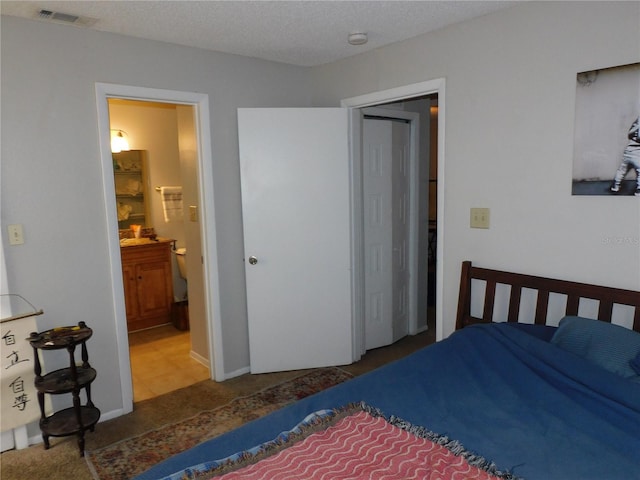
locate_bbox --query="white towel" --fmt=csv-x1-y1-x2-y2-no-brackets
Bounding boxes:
161,186,184,222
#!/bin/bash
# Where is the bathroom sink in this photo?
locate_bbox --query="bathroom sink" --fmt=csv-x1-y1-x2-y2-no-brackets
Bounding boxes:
120,238,155,247
120,237,172,247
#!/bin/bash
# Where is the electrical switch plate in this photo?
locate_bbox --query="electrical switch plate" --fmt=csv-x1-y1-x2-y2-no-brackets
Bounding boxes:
470,208,490,229
8,224,25,245
189,205,198,222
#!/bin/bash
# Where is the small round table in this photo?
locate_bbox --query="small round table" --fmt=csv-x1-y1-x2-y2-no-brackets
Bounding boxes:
29,321,100,456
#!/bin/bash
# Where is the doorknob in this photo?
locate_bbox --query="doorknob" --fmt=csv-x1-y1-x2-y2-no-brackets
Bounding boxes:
248,256,258,265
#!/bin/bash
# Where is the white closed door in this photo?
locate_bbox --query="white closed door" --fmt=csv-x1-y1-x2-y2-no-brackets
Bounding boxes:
238,108,354,374
363,117,411,350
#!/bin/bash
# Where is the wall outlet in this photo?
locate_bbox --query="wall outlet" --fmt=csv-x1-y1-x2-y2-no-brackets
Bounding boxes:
470,208,490,229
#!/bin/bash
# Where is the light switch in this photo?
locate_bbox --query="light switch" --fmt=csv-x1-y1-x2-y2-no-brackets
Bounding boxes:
470,208,490,229
8,224,25,245
189,205,198,222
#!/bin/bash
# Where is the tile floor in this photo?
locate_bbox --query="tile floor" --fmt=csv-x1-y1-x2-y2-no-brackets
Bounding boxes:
128,324,210,402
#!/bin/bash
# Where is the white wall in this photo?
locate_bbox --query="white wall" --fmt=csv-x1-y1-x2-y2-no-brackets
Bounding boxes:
311,1,640,337
2,1,639,429
1,15,311,426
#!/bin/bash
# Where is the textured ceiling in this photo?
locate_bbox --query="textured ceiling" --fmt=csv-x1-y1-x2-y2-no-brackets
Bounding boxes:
1,1,519,67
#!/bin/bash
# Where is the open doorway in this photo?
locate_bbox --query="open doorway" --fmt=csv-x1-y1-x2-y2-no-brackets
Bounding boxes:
379,95,438,336
361,95,438,351
239,83,443,373
108,99,210,402
343,77,445,354
96,82,224,415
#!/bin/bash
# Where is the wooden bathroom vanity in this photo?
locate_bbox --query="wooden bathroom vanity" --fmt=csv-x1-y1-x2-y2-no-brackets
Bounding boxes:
120,238,174,331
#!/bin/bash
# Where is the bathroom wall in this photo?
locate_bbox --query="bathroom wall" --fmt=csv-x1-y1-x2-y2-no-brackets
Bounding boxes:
176,104,209,363
108,100,188,301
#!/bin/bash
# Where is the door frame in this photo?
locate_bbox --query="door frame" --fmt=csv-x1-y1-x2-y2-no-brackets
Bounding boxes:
95,83,224,414
342,78,446,358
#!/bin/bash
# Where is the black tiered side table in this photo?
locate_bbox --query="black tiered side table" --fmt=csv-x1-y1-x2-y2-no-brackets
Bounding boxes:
29,321,100,456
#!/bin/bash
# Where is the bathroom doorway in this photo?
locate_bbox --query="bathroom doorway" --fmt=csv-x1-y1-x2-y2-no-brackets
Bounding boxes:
108,98,210,402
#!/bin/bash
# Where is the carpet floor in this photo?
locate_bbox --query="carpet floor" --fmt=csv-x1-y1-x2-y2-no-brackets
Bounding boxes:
0,328,433,480
86,367,352,480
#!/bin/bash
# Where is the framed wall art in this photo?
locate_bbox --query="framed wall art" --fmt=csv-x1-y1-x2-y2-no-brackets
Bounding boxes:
572,62,640,197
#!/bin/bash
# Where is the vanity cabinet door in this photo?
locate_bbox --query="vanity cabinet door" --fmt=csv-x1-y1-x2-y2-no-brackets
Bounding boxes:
122,263,140,321
121,242,174,331
135,260,173,320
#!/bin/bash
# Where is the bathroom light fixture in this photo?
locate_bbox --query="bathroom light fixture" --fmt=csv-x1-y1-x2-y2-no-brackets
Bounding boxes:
110,129,130,153
348,32,368,46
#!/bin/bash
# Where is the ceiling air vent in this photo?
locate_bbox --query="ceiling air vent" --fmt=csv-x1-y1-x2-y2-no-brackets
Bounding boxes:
36,9,97,27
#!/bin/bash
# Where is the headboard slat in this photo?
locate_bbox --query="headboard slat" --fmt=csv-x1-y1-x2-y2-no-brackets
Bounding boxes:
456,261,640,332
566,295,580,316
483,280,497,323
598,301,613,323
535,290,549,325
507,285,522,323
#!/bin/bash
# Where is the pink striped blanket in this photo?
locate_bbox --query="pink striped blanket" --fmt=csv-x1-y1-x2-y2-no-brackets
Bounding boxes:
170,404,517,480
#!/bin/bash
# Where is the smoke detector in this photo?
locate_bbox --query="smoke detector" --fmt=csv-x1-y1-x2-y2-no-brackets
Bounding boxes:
348,32,368,46
35,9,97,27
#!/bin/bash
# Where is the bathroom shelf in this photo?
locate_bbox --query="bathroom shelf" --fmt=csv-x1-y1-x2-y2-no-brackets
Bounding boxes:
124,213,146,220
29,322,100,457
113,150,149,229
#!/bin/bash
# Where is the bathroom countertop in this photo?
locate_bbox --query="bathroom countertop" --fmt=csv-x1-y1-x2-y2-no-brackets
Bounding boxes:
119,237,174,248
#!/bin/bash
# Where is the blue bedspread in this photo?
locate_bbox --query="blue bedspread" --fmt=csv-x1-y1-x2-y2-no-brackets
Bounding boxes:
136,323,640,480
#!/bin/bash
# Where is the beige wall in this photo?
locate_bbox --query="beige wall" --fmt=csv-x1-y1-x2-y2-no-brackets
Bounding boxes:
311,1,640,336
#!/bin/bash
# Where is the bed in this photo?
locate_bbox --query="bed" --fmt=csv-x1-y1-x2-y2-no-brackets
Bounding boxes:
135,261,640,480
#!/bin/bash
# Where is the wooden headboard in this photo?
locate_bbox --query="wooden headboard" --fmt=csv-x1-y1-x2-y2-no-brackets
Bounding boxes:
456,261,640,332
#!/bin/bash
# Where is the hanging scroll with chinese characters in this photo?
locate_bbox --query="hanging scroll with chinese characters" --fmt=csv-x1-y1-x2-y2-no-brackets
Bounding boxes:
1,296,42,431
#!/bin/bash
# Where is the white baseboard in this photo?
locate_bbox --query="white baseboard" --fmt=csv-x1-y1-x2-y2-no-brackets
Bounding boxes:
189,350,209,368
27,432,43,447
189,351,250,381
99,407,126,423
415,324,429,334
221,365,250,381
2,424,42,451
